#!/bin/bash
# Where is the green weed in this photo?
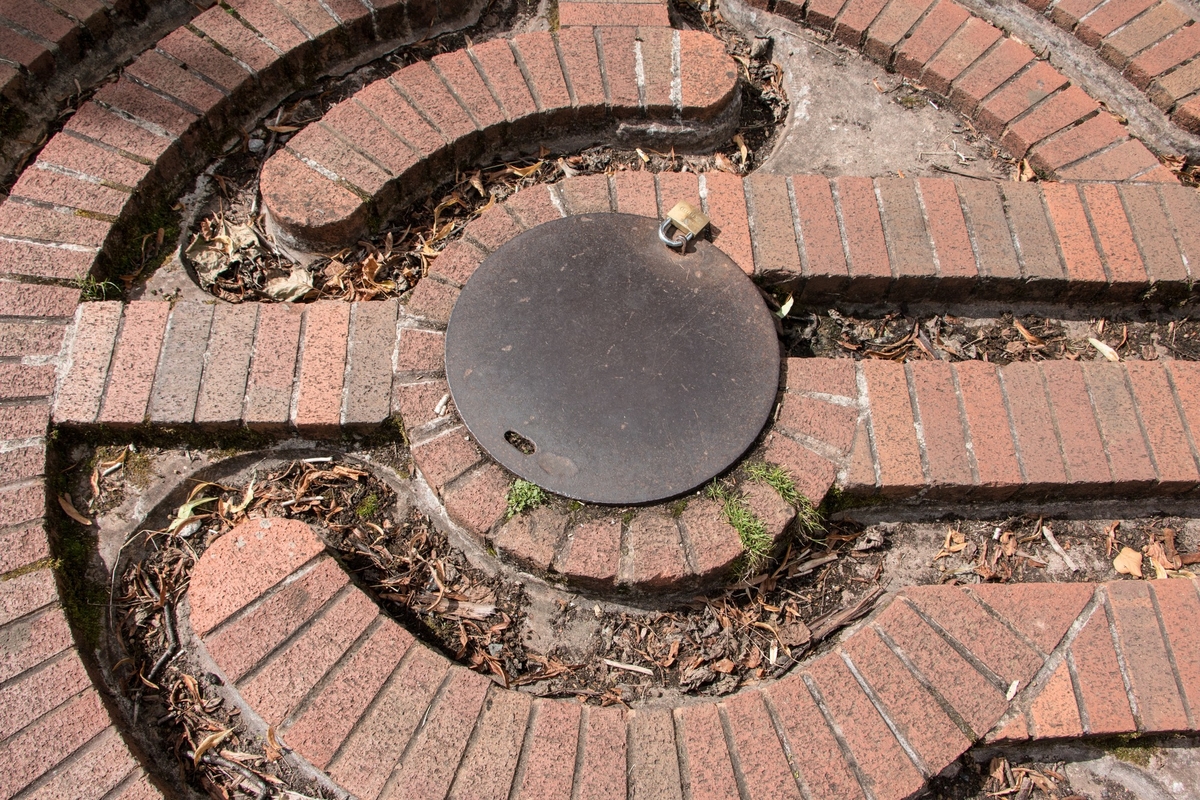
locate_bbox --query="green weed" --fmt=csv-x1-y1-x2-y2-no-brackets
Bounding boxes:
506,479,547,519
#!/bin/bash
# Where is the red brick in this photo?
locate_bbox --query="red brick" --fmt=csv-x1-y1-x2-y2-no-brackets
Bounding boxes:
447,688,532,800
494,506,568,571
948,180,1015,290
638,26,674,113
954,362,1020,499
194,303,256,428
969,582,1094,653
1028,112,1128,172
33,131,147,191
1041,361,1110,490
21,726,139,800
10,169,128,218
728,691,806,798
1167,361,1200,473
360,80,446,159
53,302,120,425
1150,580,1200,726
147,302,213,425
557,27,607,109
703,171,753,275
512,700,582,799
792,175,850,298
1100,2,1190,68
0,405,49,442
411,427,482,495
1160,184,1200,281
624,511,688,588
863,361,923,497
628,708,682,800
0,363,54,401
976,61,1068,138
157,27,249,93
1030,660,1083,738
742,481,796,548
512,32,571,114
0,0,77,54
0,522,50,576
260,150,367,251
1050,0,1105,29
225,0,307,52
559,2,669,26
922,18,1003,96
1077,0,1157,46
786,357,858,399
322,100,419,178
745,173,801,278
193,6,278,73
341,299,398,427
986,713,1030,743
562,173,613,214
679,30,738,119
676,703,738,800
1134,26,1200,91
999,183,1065,294
326,647,449,800
843,627,971,774
463,202,523,252
293,302,349,434
1149,55,1200,111
1108,581,1190,732
895,0,971,79
124,50,225,115
243,303,302,429
906,584,1044,688
0,200,109,249
394,60,477,146
612,170,658,217
189,518,326,636
429,239,486,286
443,462,509,536
807,654,924,800
909,361,972,496
239,590,377,724
469,38,537,125
763,674,865,800
864,0,937,63
0,446,44,485
777,394,857,457
430,49,503,134
951,38,1036,113
576,706,626,800
874,599,1009,736
1176,94,1200,133
677,498,740,583
0,652,89,746
0,26,52,77
0,608,73,683
95,301,168,426
1057,138,1163,181
0,690,109,800
64,103,177,175
285,620,414,769
655,170,701,217
999,362,1067,491
0,568,57,627
0,239,95,283
833,0,889,48
807,0,850,29
878,177,935,298
1120,184,1189,287
0,481,44,528
392,379,450,431
1043,182,1106,298
918,178,977,295
836,176,892,299
92,79,197,140
554,518,622,587
504,184,561,230
1002,86,1099,158
386,667,491,800
762,432,839,504
204,558,348,682
290,130,391,198
1083,362,1156,490
597,27,639,108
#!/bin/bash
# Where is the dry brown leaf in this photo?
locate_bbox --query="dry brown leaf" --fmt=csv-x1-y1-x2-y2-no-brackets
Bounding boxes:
1113,547,1143,578
58,493,93,525
1089,337,1120,362
1013,319,1044,345
711,658,737,674
193,728,232,768
733,132,748,165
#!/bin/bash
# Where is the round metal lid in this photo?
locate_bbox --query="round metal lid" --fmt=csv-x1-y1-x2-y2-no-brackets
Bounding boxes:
444,213,780,505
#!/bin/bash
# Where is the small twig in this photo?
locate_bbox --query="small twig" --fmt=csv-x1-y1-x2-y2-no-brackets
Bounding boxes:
603,659,655,676
1039,519,1078,572
931,164,991,180
146,602,180,683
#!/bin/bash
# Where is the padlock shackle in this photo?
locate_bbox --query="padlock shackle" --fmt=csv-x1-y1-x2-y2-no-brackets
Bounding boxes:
659,217,693,249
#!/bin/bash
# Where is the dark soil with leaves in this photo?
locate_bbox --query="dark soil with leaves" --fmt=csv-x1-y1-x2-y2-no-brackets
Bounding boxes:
781,310,1200,363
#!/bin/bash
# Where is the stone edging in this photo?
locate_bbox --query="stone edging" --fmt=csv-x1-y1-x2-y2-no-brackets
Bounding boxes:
184,516,1200,800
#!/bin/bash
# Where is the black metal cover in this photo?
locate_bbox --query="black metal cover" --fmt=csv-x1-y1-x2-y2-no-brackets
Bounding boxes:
444,213,780,505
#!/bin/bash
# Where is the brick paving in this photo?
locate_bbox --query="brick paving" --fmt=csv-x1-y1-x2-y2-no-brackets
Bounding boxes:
3,0,1200,796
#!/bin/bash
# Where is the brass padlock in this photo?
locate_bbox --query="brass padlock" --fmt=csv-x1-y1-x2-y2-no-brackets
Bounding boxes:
660,200,710,249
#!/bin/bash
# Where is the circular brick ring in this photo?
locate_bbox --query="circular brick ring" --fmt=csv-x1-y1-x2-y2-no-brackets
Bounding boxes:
183,515,1200,800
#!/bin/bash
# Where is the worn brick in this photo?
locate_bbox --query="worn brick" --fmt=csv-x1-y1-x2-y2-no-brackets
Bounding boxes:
950,38,1036,114
745,173,800,278
878,177,935,299
762,432,839,505
909,361,973,496
554,518,622,587
192,5,278,73
1160,184,1200,281
954,361,1021,499
411,426,482,495
1083,362,1156,490
92,78,197,141
576,706,627,800
343,299,398,427
0,363,55,401
463,202,523,252
1086,183,1150,299
243,303,302,429
786,356,858,399
189,518,326,636
0,522,51,576
0,482,45,528
125,49,225,116
10,168,129,218
0,446,44,486
327,645,449,800
1100,2,1190,68
1137,26,1200,93
54,301,121,425
224,0,307,52
360,80,446,161
20,726,139,800
469,38,537,127
971,582,1094,653
1041,360,1111,491
863,361,923,497
611,170,659,217
194,303,256,428
1108,581,1190,732
597,26,639,108
922,17,1003,96
494,507,568,572
447,687,532,800
1078,0,1158,46
511,31,571,116
999,362,1068,492
628,707,682,800
1003,86,1099,158
723,690,803,799
1029,112,1128,173
676,702,738,800
293,302,349,434
0,200,109,250
0,405,49,442
655,170,701,217
679,30,738,120
0,608,74,684
260,151,367,251
790,175,849,298
638,26,674,113
559,2,669,26
1030,660,1083,738
285,620,413,769
0,689,109,800
147,302,213,425
157,27,249,93
703,171,753,274
391,379,451,431
1150,580,1200,725
1043,182,1106,299
204,558,348,682
0,238,95,282
322,100,419,178
833,0,890,48
777,393,858,456
1001,183,1066,296
917,178,977,297
290,130,391,199
976,61,1069,139
432,48,504,132
36,131,149,189
763,674,866,800
443,461,509,536
504,184,562,230
895,0,971,79
0,652,89,747
1120,184,1189,286
511,700,582,799
0,568,57,627
562,173,613,214
429,239,486,287
1126,362,1199,492
96,301,169,427
1058,138,1164,181
835,176,891,300
864,0,937,63
677,498,740,583
623,511,688,588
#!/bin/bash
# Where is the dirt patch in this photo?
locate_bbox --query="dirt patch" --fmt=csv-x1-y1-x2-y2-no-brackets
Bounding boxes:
781,310,1200,363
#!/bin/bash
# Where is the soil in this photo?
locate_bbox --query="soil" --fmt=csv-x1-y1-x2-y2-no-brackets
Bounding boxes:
781,310,1200,363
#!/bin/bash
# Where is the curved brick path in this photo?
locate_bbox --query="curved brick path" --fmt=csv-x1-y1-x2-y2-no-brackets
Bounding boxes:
3,0,1200,795
188,517,1200,800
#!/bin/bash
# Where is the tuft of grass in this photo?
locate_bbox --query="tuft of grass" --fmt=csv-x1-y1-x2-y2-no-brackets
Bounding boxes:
76,275,122,302
506,479,547,519
707,480,772,572
746,462,825,541
668,499,688,518
355,492,380,519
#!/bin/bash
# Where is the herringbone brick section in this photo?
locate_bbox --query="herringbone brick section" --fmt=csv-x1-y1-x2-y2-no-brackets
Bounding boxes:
187,517,1200,800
